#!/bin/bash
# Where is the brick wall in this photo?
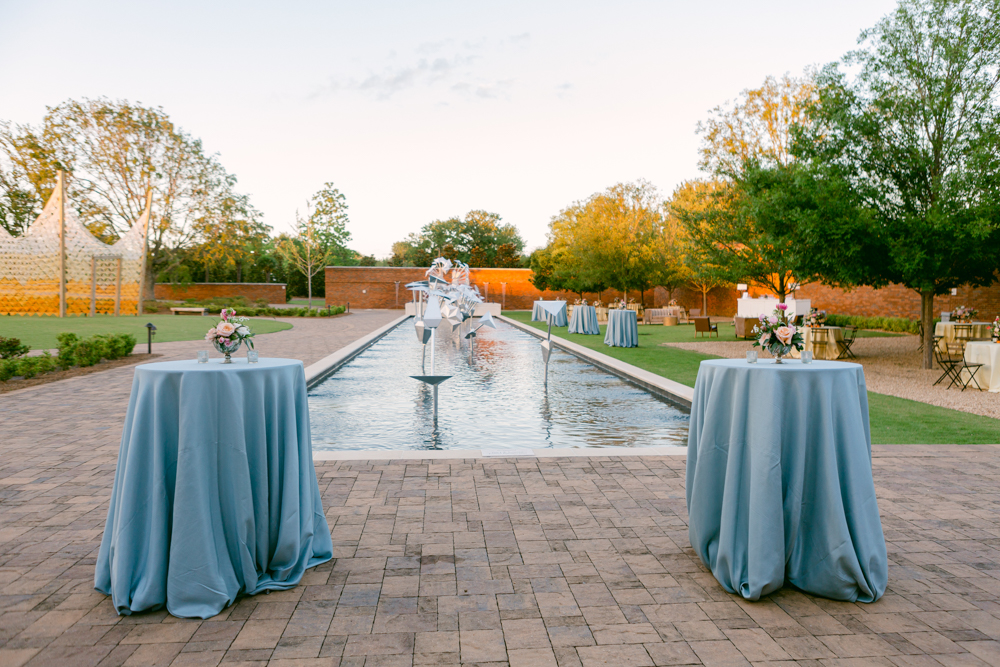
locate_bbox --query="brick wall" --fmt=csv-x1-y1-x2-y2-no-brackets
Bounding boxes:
153,283,287,303
796,282,1000,320
324,267,736,315
324,266,1000,319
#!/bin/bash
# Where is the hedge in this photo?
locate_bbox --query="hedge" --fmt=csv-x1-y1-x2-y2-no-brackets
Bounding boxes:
824,313,923,334
0,332,137,382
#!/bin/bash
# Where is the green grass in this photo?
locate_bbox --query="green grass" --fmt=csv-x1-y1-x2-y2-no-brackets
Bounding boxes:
0,314,292,350
506,311,999,445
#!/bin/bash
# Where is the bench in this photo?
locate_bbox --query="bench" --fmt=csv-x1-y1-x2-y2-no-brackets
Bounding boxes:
170,307,208,316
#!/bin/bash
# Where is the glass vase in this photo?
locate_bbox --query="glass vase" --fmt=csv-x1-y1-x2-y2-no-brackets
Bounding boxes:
212,338,242,363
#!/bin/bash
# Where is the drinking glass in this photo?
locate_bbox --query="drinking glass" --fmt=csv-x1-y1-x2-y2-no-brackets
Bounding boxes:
197,350,208,364
802,350,814,364
746,350,757,364
247,350,259,364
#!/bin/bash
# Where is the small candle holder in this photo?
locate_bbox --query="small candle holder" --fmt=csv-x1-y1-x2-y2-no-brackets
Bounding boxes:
247,350,259,364
802,350,814,364
746,350,757,364
197,350,208,364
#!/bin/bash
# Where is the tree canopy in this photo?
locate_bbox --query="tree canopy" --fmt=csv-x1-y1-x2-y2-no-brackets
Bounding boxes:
389,210,524,267
800,0,1000,366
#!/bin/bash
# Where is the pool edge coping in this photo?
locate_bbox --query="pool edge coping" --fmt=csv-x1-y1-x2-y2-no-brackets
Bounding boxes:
304,314,410,389
313,445,688,460
498,314,695,410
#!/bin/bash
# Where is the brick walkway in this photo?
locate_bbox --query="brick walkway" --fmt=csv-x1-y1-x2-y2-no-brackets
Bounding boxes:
2,313,1000,667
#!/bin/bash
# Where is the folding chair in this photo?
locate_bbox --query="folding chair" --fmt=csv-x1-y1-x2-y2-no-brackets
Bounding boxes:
837,326,858,359
810,327,830,360
947,341,985,391
932,337,962,387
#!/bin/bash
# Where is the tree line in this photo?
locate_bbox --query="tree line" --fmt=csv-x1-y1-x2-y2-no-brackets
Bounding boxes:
530,0,1000,369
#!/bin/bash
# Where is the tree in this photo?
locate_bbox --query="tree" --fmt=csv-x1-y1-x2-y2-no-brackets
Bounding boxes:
277,210,336,309
801,0,1000,368
310,182,353,262
541,181,681,306
390,210,525,267
0,98,244,294
698,73,817,178
191,193,270,282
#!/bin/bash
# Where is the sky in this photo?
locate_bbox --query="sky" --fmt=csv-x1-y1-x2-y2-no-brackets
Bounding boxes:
0,0,899,257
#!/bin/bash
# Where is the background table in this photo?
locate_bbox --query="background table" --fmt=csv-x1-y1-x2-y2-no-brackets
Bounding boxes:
686,358,887,602
604,309,638,347
568,304,600,334
935,321,992,350
532,300,567,326
95,358,333,618
964,341,1000,392
790,326,844,360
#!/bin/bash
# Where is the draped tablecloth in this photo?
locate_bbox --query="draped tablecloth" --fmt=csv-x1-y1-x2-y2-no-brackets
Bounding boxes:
790,326,844,360
95,358,333,618
964,341,1000,392
532,300,567,326
568,304,600,334
604,309,638,347
935,321,992,351
686,359,887,602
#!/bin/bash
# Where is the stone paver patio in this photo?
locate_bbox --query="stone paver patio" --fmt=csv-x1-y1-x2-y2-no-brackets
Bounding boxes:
2,312,1000,667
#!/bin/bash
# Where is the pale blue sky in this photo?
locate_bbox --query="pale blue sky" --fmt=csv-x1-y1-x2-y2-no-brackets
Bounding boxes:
0,0,897,256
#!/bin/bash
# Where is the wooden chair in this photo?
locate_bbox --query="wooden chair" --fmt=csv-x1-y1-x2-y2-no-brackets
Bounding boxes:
689,309,701,318
810,327,830,359
734,317,751,339
693,317,718,338
837,326,858,359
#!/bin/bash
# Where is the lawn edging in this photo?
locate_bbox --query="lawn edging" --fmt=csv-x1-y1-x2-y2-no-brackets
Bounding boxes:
498,314,695,409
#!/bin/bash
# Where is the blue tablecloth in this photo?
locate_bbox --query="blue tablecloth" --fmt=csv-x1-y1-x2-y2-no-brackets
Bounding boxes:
604,309,638,347
95,358,333,618
568,305,600,335
686,359,887,602
532,301,567,326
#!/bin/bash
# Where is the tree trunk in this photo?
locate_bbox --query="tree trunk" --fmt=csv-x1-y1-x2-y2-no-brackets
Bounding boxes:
702,288,708,314
205,265,209,282
307,272,313,310
640,289,645,308
921,289,935,369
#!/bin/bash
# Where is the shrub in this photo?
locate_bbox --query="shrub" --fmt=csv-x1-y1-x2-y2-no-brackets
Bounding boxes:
824,313,921,334
0,336,30,359
0,358,17,381
57,333,80,369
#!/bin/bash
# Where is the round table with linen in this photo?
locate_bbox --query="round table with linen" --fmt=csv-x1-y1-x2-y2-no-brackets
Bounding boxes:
686,358,887,602
532,300,567,326
95,358,334,618
568,304,600,334
935,321,992,350
790,325,844,360
963,341,1000,392
604,309,638,347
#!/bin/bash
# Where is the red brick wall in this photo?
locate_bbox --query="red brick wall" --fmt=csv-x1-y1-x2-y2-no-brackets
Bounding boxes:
324,267,737,315
154,283,287,303
324,266,1000,320
796,282,1000,320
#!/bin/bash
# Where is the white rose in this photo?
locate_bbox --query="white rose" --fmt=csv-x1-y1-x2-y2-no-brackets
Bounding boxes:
237,326,249,335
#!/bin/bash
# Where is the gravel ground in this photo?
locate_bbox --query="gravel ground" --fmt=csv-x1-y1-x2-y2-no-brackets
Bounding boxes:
665,334,1000,419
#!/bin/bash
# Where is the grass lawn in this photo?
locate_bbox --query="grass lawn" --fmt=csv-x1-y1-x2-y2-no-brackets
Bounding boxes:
0,314,292,350
506,311,999,445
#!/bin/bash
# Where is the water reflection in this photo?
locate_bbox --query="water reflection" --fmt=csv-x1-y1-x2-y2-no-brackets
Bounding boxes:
308,319,689,451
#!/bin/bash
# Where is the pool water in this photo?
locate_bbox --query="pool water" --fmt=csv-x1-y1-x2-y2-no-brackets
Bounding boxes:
308,319,689,451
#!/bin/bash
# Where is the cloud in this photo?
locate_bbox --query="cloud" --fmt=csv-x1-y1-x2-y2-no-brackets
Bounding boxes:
311,42,517,101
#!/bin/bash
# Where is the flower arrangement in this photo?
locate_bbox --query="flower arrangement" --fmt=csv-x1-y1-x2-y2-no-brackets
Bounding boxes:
951,305,978,323
752,304,804,362
668,299,679,307
805,308,827,327
205,308,255,362
611,298,628,310
993,316,999,341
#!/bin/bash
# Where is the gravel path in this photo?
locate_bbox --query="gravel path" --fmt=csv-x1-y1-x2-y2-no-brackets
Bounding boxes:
665,335,1000,419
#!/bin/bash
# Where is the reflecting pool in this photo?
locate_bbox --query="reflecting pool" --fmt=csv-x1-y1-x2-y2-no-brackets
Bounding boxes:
308,318,689,451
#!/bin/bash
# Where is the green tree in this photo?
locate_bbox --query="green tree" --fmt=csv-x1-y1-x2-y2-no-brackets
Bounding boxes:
191,193,270,282
310,182,352,259
0,98,243,295
801,0,1000,368
390,210,525,267
277,210,336,309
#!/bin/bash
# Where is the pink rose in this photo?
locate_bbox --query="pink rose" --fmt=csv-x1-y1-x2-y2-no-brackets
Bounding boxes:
759,334,769,347
777,303,788,311
769,315,778,325
219,337,230,345
775,326,794,345
217,322,237,337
